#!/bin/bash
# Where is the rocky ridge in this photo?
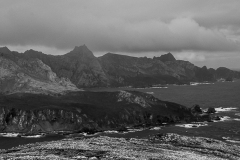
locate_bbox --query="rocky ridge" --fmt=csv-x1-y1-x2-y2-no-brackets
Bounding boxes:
1,46,240,88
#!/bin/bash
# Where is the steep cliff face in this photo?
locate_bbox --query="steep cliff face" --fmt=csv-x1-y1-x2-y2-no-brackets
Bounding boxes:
0,107,85,133
0,91,195,133
0,56,79,95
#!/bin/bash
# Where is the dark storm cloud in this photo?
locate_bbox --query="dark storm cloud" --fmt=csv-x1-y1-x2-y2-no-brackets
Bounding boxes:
0,0,240,54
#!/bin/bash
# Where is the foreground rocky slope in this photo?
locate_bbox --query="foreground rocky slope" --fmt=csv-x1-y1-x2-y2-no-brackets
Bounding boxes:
1,133,240,159
0,91,199,134
1,46,239,88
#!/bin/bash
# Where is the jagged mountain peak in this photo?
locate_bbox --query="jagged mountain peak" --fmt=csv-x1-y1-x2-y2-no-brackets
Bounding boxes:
65,44,95,58
24,49,43,55
0,46,11,54
166,52,175,57
154,52,176,62
160,52,176,61
72,44,89,52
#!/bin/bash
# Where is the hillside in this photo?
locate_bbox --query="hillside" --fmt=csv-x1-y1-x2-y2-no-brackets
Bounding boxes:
0,55,79,95
1,45,240,89
0,91,198,133
22,45,109,88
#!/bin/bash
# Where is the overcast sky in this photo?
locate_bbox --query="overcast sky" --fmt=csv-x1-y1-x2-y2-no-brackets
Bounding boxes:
1,0,240,69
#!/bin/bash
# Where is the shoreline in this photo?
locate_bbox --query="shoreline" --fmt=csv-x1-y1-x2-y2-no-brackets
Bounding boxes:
0,114,232,140
0,106,228,137
1,106,239,151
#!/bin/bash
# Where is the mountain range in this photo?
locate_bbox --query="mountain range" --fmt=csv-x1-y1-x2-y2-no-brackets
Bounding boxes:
0,45,228,134
0,45,239,93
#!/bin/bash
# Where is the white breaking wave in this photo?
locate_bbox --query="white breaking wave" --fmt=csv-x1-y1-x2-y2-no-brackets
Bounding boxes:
0,133,19,137
217,116,232,122
222,137,240,144
21,134,45,138
190,82,214,86
215,107,238,112
226,140,240,143
127,128,144,132
150,127,161,130
175,122,208,128
146,92,154,94
104,130,119,134
150,87,168,89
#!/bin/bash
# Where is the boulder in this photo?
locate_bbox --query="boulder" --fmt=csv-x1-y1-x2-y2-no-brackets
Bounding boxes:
207,107,216,114
191,104,203,114
213,116,221,121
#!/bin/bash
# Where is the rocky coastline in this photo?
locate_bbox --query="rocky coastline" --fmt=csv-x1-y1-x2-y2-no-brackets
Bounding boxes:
0,97,221,137
0,102,221,137
0,88,230,159
0,90,201,134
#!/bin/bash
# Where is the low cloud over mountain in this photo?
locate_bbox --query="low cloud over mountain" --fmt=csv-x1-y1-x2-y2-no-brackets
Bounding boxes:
0,1,240,68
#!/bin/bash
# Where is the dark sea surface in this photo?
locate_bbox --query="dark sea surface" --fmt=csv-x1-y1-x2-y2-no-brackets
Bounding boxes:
1,80,240,149
0,134,64,150
91,80,240,144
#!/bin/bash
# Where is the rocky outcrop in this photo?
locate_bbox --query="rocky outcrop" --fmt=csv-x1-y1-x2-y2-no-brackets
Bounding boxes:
191,104,203,114
0,91,197,133
153,52,176,62
207,107,216,114
2,133,240,159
